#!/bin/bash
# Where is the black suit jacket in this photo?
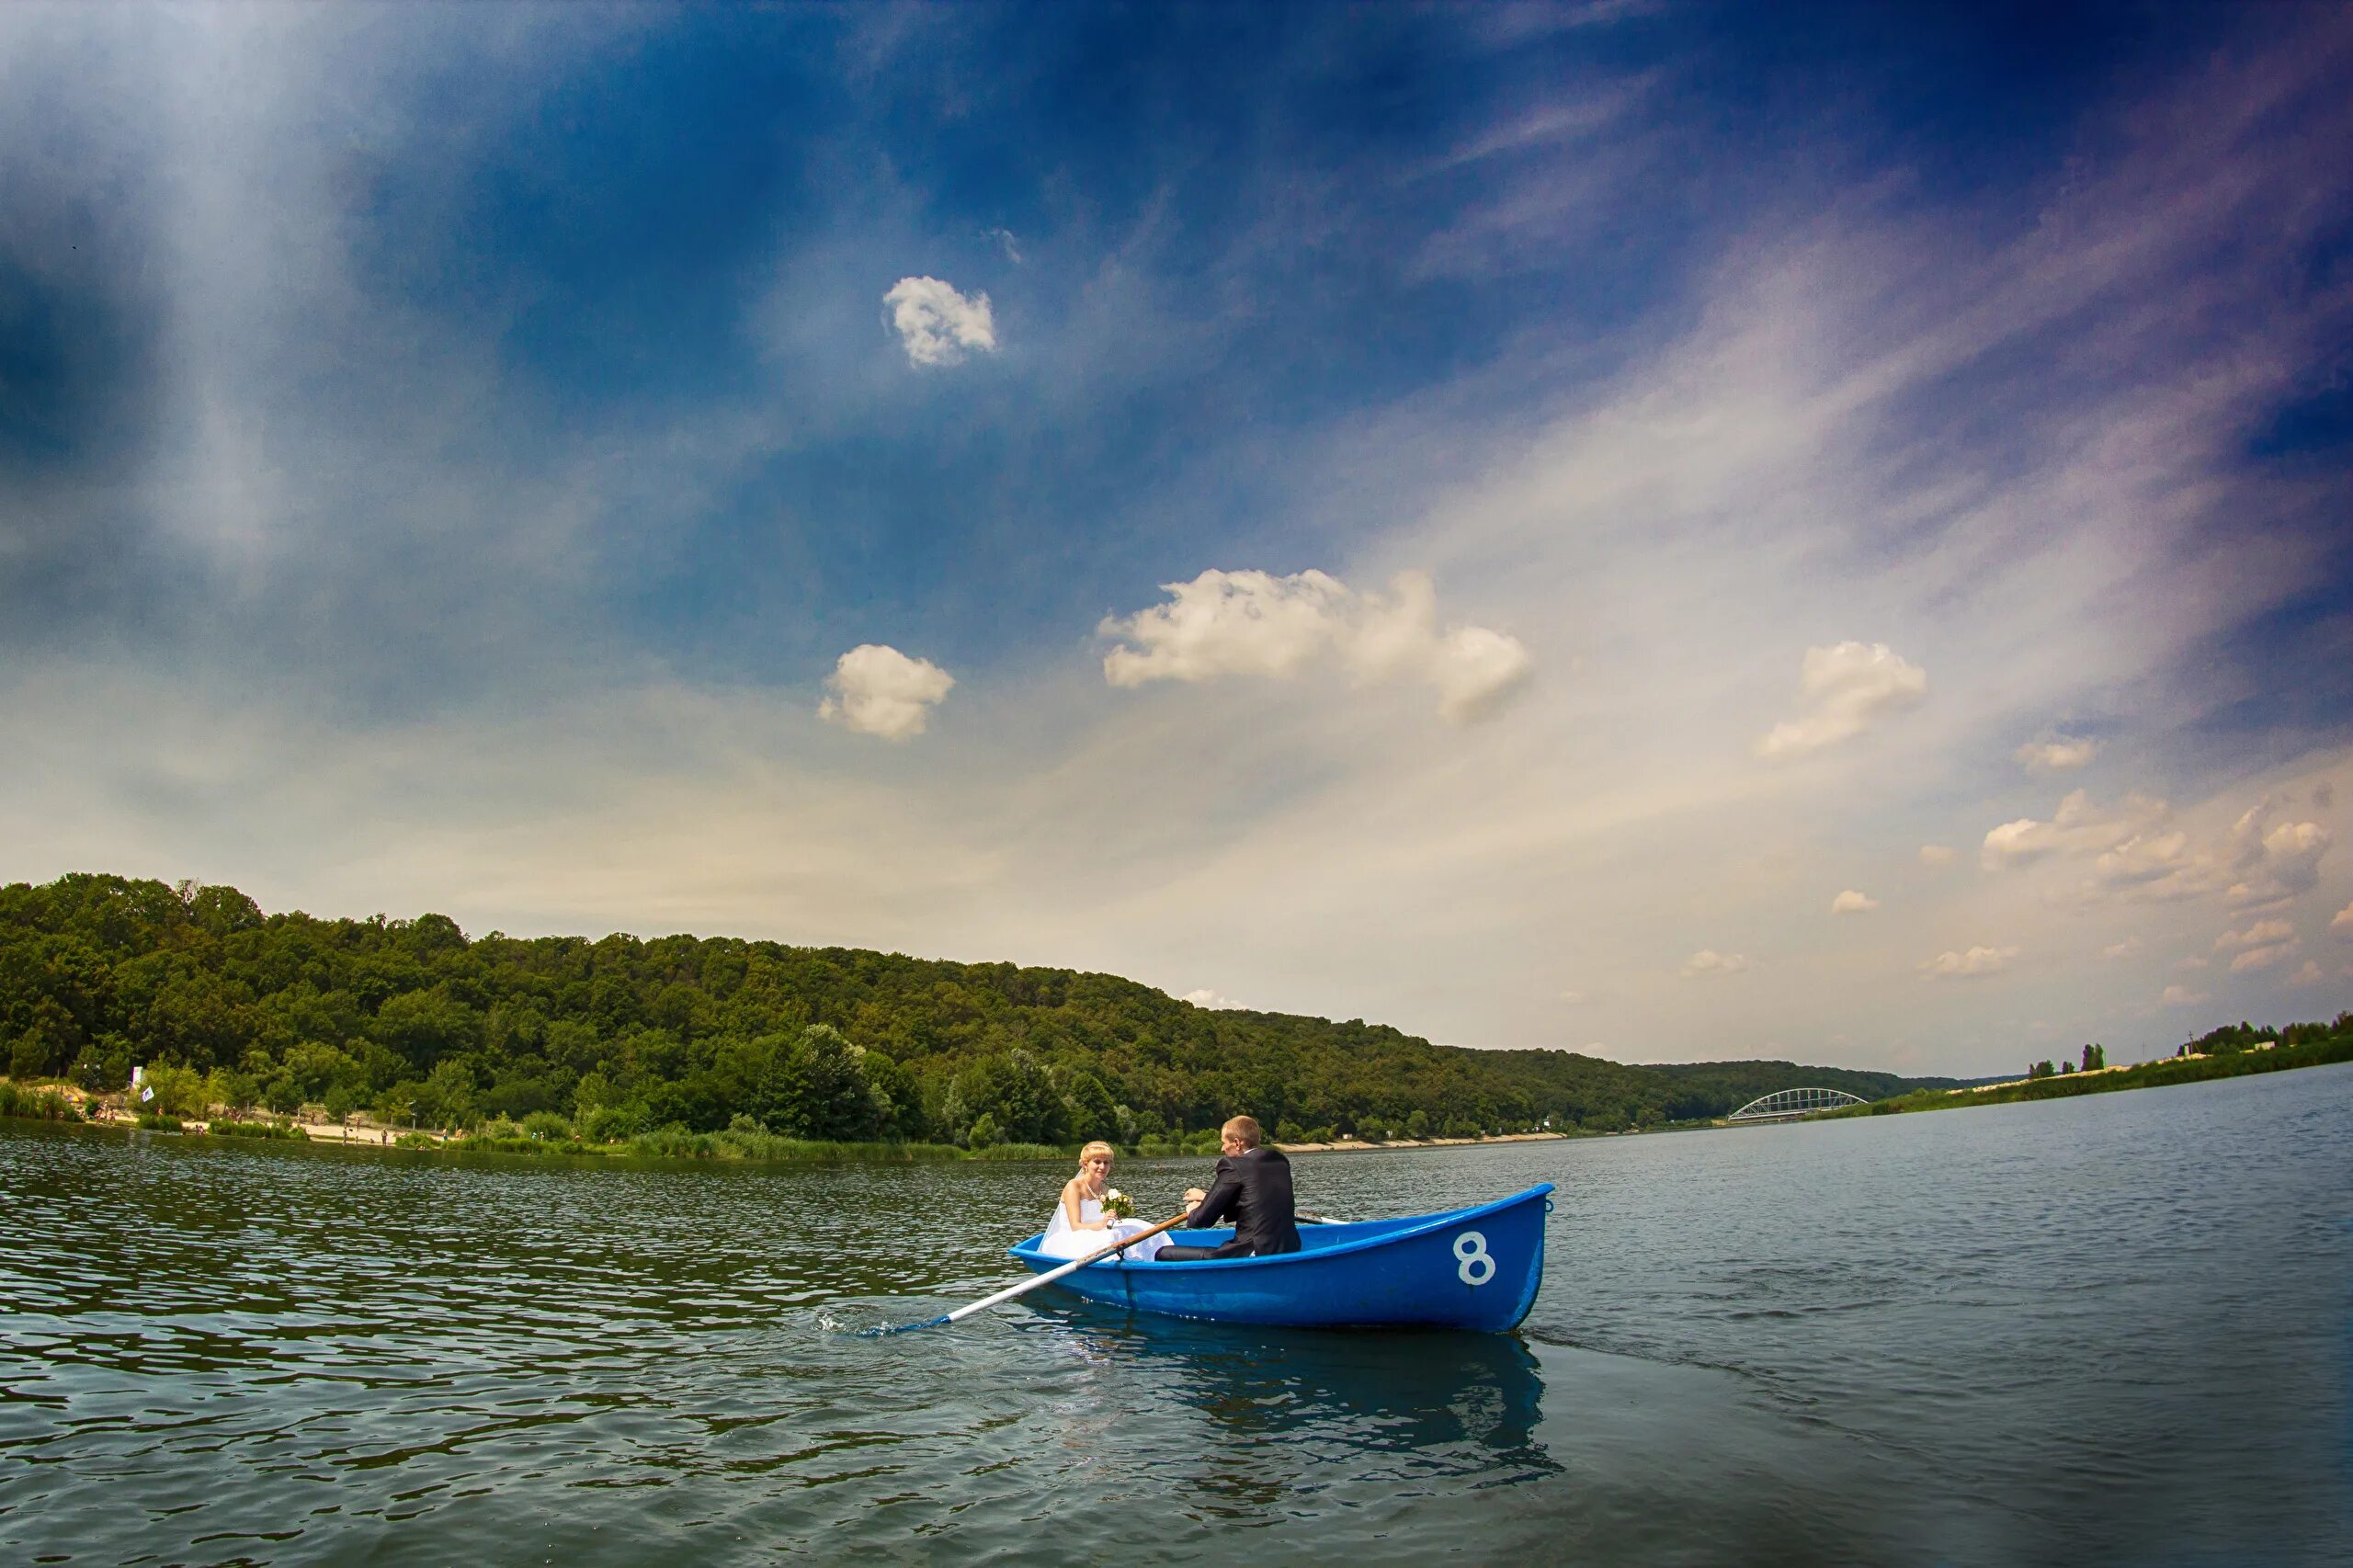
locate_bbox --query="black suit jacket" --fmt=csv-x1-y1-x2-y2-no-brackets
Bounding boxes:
1183,1146,1301,1257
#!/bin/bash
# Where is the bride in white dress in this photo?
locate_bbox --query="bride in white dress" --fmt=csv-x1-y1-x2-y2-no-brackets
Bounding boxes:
1039,1141,1167,1262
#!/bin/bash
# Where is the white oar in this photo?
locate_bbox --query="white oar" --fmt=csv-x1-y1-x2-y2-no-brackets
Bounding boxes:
869,1209,1194,1335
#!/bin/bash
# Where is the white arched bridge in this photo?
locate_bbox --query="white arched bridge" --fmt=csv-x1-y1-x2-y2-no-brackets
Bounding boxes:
1727,1086,1869,1123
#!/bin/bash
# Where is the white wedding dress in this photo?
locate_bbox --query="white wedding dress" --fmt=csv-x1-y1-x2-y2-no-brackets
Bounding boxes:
1040,1196,1166,1262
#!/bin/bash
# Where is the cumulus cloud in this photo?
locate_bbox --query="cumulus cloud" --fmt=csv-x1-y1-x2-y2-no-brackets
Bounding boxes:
1680,949,1750,976
1557,989,1590,1004
2228,938,2299,973
2160,984,2211,1007
1752,642,1926,760
1918,845,1957,868
1180,987,1247,1010
2288,959,2328,987
1981,790,2171,871
2222,812,2330,910
1919,945,2018,980
2018,733,2099,772
2335,902,2353,935
1830,889,1878,914
1976,791,2329,911
816,644,956,740
882,276,997,366
1099,568,1533,722
2215,919,2294,950
2102,938,2140,959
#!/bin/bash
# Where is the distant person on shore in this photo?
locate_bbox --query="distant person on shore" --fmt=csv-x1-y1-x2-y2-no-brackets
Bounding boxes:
1037,1140,1168,1261
1156,1115,1301,1260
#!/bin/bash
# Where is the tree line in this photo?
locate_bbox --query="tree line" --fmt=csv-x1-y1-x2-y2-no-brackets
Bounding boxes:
1,873,1962,1144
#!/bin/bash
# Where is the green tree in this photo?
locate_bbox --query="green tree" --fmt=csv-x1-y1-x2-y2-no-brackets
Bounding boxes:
964,1050,1070,1146
774,1025,885,1141
1062,1069,1119,1142
374,1084,416,1127
414,1059,478,1131
142,1063,209,1117
863,1049,925,1140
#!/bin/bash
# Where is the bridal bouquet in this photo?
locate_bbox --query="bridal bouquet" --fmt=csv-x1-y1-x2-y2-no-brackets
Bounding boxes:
1102,1188,1135,1220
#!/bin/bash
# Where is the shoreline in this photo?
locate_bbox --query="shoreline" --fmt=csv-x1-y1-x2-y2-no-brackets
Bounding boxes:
7,1086,1574,1161
1277,1131,1568,1154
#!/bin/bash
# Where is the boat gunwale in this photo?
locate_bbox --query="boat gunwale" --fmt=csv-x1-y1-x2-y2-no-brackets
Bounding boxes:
1009,1181,1553,1273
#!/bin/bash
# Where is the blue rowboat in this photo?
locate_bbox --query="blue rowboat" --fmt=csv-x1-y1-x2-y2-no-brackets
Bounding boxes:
1007,1182,1552,1332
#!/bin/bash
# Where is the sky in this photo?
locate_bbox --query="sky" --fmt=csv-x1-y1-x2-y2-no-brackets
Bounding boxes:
4,2,2351,1077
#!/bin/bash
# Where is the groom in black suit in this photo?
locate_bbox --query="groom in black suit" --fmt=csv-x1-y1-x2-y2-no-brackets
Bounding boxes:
1157,1115,1302,1260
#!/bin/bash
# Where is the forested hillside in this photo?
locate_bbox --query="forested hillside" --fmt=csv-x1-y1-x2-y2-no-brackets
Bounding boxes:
0,874,1961,1142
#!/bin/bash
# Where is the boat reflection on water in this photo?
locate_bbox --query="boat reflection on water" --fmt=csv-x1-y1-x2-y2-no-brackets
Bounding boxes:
1026,1300,1555,1508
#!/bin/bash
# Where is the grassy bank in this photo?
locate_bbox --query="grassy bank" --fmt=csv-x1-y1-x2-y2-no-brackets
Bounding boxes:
1819,1030,2353,1120
0,1082,83,1122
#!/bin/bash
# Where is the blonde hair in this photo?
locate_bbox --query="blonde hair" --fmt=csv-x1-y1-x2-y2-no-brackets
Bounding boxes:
1221,1116,1262,1149
1077,1140,1116,1173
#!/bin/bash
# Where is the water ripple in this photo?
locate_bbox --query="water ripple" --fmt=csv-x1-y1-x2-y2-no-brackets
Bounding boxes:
3,1064,2347,1564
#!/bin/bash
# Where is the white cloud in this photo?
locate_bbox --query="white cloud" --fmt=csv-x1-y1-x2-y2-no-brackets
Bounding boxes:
817,644,956,740
2228,939,2298,973
2173,956,2209,970
1830,889,1878,914
1919,945,2018,980
2101,938,2140,959
2222,812,2330,911
1680,949,1750,976
2288,959,2327,987
1975,791,2330,912
1180,988,1247,1010
1099,567,1532,723
2160,984,2211,1007
882,276,997,366
1918,845,1957,868
1752,642,1926,760
1557,988,1589,1004
2018,734,2099,772
1981,789,2170,871
2215,919,2294,950
2335,902,2353,936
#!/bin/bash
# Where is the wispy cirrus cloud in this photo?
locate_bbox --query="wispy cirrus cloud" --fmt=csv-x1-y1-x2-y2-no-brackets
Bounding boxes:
2018,734,2099,772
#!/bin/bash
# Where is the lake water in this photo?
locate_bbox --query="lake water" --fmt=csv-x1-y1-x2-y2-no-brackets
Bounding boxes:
4,1064,2347,1565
